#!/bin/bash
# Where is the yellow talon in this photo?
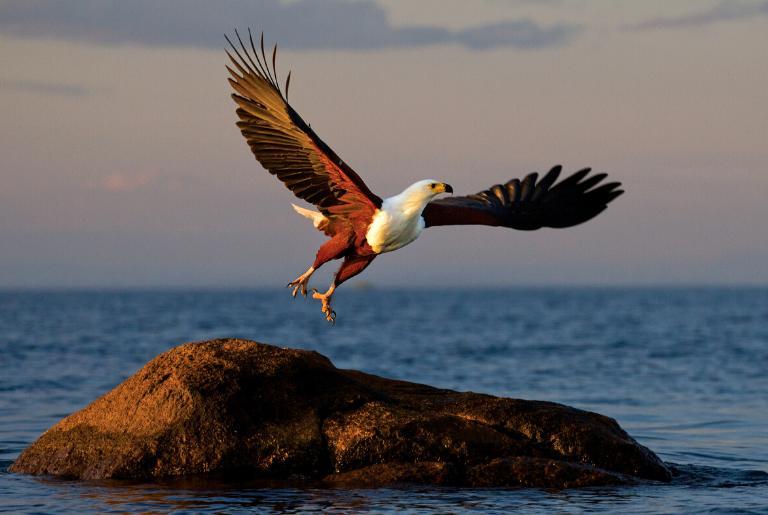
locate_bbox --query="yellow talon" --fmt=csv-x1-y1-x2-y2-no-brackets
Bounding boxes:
312,285,337,324
286,266,315,298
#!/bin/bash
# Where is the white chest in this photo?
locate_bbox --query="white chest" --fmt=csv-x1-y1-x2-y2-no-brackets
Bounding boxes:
365,206,425,254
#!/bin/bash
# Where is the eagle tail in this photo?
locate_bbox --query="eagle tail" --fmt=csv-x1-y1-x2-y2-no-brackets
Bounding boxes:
291,204,329,231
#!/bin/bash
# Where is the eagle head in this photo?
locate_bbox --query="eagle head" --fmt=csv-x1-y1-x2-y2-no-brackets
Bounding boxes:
406,179,453,200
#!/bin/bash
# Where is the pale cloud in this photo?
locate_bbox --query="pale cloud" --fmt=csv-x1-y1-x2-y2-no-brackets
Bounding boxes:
627,1,768,30
98,173,153,193
0,0,579,51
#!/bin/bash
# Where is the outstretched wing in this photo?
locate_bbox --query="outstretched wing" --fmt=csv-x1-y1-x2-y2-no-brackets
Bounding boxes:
422,166,623,230
225,30,381,219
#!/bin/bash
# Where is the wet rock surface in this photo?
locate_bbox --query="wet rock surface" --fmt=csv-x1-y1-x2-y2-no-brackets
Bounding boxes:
11,339,671,487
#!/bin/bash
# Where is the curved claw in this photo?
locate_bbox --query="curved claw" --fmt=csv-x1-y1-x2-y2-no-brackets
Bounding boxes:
312,289,337,324
291,283,307,298
287,273,312,298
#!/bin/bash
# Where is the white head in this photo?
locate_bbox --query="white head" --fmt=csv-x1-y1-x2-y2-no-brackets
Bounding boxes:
392,179,453,211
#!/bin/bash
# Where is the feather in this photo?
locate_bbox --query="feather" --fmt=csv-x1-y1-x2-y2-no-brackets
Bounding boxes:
423,166,623,230
226,29,382,235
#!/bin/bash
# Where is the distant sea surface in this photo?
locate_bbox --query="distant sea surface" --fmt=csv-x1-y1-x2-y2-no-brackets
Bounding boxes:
1,288,767,513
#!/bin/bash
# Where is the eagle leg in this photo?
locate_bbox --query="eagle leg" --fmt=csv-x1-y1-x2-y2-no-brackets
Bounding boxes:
311,254,376,323
287,235,351,299
287,266,315,298
312,285,337,324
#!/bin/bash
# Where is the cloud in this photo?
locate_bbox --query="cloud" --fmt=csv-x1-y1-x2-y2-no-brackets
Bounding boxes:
454,20,577,50
627,1,768,30
0,78,89,97
97,173,153,193
0,0,579,51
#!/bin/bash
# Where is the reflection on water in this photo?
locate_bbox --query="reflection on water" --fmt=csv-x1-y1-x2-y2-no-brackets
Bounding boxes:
3,468,767,513
1,288,767,512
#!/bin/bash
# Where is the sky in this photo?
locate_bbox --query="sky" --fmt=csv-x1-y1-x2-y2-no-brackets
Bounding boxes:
0,0,766,288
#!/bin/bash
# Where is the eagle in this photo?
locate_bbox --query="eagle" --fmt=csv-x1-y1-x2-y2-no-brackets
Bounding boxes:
225,31,623,323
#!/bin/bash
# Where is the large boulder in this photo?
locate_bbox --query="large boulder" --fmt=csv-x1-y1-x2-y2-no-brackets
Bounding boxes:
11,339,671,487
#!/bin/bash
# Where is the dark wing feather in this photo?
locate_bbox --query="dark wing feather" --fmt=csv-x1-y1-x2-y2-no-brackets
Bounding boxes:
226,30,381,218
422,165,623,230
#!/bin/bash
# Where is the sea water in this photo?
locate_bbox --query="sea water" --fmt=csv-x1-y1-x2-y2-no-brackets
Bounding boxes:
1,288,767,513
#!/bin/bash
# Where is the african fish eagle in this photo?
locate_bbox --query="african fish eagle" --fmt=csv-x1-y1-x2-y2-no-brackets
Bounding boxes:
225,31,623,323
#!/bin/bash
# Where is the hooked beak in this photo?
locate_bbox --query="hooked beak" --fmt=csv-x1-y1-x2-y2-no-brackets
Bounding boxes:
442,183,453,194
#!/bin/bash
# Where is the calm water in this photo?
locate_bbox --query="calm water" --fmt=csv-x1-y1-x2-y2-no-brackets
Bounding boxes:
1,288,767,513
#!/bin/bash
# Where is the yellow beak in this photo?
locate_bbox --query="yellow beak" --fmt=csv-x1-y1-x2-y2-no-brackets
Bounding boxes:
439,183,454,194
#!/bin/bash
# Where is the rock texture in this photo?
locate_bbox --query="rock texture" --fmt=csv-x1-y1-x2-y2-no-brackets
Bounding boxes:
11,339,671,487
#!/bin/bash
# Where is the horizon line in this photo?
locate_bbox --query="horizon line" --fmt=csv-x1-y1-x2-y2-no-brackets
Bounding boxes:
1,283,767,292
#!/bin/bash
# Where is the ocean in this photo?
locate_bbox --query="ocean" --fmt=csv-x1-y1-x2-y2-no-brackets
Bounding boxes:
1,288,767,513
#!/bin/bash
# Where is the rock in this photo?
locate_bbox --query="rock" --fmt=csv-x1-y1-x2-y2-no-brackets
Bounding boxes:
10,339,671,487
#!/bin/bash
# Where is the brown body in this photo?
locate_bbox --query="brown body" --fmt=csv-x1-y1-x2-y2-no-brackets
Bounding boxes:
312,233,376,288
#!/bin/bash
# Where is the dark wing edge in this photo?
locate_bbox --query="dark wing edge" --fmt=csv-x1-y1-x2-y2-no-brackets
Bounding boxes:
422,165,624,230
225,29,382,212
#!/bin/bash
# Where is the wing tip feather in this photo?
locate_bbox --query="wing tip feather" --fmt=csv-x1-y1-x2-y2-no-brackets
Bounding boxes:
225,28,289,102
